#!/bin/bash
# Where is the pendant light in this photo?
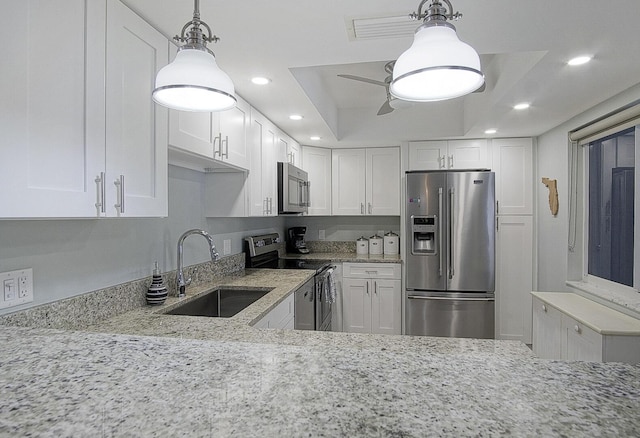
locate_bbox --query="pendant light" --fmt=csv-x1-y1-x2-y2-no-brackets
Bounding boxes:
152,0,236,112
390,0,484,102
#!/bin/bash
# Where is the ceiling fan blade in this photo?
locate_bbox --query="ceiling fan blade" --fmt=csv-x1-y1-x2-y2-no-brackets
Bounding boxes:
377,100,394,116
337,74,387,87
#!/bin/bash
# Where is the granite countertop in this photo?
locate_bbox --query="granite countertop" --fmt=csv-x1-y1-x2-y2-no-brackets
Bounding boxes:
2,269,640,436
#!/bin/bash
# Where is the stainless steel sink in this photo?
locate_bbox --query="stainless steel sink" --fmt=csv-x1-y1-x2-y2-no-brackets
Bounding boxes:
165,287,273,318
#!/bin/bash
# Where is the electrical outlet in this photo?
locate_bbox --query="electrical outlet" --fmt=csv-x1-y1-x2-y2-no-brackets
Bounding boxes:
223,239,231,255
318,230,326,240
1,268,33,310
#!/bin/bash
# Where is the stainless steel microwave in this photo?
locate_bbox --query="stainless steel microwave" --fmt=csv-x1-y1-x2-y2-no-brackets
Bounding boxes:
277,162,310,214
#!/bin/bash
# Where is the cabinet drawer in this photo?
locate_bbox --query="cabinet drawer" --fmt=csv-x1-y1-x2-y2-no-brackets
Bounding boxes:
343,263,401,280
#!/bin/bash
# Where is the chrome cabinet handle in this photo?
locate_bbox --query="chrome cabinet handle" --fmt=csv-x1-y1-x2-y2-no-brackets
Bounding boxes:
542,304,547,312
374,281,377,294
222,135,229,159
449,154,454,168
366,281,369,295
360,203,364,215
574,325,581,333
439,155,446,169
213,133,223,157
95,172,106,214
114,175,125,214
368,202,372,215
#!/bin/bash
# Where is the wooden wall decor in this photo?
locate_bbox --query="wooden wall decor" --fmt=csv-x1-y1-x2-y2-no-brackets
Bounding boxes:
541,177,559,216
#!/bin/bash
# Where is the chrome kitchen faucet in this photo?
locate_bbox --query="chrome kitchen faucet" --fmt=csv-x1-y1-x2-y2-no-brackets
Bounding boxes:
177,229,220,297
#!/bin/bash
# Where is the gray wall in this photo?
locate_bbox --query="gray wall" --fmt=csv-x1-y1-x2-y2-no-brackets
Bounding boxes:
536,82,640,291
285,215,401,242
0,165,285,315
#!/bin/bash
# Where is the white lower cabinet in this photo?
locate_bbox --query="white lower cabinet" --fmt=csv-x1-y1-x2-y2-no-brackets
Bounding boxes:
254,293,294,330
342,263,401,335
495,216,533,343
532,293,640,363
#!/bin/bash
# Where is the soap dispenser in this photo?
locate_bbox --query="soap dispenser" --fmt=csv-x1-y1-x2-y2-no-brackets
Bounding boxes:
146,261,168,305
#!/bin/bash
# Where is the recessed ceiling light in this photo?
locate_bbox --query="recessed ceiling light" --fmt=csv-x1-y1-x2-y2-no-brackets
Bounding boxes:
289,114,303,121
484,129,497,135
568,56,592,66
310,136,321,141
514,103,530,110
251,77,271,85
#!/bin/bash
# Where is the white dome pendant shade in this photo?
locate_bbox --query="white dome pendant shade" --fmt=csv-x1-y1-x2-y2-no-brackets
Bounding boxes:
153,48,236,112
151,0,236,112
391,0,484,102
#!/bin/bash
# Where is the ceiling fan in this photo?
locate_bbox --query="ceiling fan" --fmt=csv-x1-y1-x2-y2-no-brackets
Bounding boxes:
338,60,486,115
337,61,409,116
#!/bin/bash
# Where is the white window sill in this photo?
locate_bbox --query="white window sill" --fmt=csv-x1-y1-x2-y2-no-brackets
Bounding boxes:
566,280,640,319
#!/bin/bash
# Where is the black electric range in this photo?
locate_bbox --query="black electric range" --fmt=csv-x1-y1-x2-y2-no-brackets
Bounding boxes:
244,233,334,331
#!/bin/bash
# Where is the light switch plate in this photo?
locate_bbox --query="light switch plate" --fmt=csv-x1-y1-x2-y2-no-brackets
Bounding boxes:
223,239,231,255
318,230,326,241
1,268,33,310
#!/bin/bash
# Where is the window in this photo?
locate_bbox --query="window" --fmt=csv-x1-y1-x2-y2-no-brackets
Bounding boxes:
587,127,635,287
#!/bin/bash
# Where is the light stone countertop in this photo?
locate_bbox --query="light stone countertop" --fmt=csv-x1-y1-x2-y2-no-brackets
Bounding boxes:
2,269,640,436
532,291,640,335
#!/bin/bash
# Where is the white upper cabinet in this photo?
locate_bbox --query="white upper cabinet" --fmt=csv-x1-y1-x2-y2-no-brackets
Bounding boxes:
0,0,104,218
366,147,400,215
332,149,367,215
492,138,534,216
0,0,168,218
302,146,332,216
168,95,250,172
105,0,168,217
247,109,278,217
332,148,400,216
408,140,489,170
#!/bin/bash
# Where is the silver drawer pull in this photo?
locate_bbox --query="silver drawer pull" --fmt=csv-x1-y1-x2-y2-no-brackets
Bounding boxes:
542,304,547,312
574,325,580,333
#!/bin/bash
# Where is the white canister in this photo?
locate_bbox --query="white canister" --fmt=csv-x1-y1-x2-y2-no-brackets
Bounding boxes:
368,234,383,255
383,231,400,255
356,236,369,255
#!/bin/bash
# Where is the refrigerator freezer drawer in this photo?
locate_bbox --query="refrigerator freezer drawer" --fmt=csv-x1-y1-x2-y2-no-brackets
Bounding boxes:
406,294,495,339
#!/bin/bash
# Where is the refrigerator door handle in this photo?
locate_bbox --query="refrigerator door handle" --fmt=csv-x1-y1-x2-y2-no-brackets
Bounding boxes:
407,295,495,302
449,187,455,279
438,187,444,277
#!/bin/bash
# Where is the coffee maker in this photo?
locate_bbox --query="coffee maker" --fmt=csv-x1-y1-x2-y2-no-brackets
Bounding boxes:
287,227,309,254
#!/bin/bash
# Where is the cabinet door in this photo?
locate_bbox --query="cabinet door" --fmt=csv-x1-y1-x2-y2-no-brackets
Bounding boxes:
496,216,533,343
216,95,250,170
0,0,105,218
563,316,603,362
408,141,447,170
447,139,489,169
169,110,214,158
332,149,366,215
366,147,400,215
371,279,402,335
342,278,371,333
493,138,533,215
106,0,168,217
532,298,563,359
302,146,332,216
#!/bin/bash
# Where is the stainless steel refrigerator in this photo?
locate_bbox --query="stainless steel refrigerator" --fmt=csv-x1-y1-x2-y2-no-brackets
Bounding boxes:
405,170,495,339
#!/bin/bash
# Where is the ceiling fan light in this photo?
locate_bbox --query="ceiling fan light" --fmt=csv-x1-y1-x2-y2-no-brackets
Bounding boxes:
153,48,236,112
391,25,484,102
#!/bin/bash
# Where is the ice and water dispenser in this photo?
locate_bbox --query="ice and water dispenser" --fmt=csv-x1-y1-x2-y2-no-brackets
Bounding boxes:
411,216,437,255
